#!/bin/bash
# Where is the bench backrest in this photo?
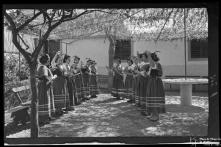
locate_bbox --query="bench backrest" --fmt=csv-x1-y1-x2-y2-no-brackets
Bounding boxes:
12,85,30,93
11,85,31,104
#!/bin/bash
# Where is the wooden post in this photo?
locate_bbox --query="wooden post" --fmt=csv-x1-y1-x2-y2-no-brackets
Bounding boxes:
184,8,187,79
18,42,21,78
66,43,67,54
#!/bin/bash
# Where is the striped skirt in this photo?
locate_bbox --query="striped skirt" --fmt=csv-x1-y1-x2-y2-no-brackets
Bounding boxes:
111,73,124,98
134,75,141,106
66,76,74,107
124,75,134,100
37,80,51,120
89,74,99,96
52,76,69,110
82,73,90,98
145,77,166,114
49,85,55,115
139,76,149,112
72,74,83,104
132,75,137,103
70,77,77,105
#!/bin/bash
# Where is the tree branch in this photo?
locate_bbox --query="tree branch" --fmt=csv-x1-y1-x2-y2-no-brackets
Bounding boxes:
61,28,104,42
32,26,54,61
18,33,30,50
4,10,16,29
4,11,32,63
29,9,103,28
17,11,42,31
92,9,118,15
155,8,174,43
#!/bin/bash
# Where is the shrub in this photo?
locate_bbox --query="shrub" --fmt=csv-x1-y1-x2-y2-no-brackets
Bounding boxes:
4,53,29,83
4,53,30,110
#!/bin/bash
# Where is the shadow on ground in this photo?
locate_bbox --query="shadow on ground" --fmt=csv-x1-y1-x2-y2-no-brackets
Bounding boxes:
6,93,208,138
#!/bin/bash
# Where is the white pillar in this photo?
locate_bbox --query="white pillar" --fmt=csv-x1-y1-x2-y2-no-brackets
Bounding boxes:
180,84,192,106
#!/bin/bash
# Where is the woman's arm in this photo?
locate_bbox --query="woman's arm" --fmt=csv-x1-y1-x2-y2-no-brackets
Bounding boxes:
51,51,61,68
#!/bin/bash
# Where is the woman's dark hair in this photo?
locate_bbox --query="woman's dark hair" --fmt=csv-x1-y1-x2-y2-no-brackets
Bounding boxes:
127,57,133,64
74,56,80,61
63,54,70,63
151,52,160,62
139,53,148,59
39,54,50,65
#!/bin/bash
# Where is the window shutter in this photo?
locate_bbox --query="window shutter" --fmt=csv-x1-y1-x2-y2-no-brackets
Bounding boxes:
191,39,201,58
114,39,131,60
190,38,208,59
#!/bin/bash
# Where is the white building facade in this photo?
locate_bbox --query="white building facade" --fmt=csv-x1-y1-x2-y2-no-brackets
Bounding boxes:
61,36,208,77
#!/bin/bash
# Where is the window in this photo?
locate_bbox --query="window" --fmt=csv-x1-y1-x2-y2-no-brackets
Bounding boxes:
190,38,208,59
114,39,131,60
34,38,60,59
48,40,60,59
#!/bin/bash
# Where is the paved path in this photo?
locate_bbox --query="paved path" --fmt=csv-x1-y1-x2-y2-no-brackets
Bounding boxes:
6,92,208,138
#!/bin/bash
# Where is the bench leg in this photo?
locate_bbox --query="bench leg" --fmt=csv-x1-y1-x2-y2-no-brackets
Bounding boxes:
180,84,192,106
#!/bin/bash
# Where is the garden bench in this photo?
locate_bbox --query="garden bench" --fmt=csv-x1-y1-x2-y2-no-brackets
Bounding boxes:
8,85,31,125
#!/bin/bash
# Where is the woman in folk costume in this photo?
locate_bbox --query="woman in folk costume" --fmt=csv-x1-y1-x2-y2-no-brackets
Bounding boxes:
138,51,151,116
145,51,166,121
124,57,135,102
131,56,139,104
111,58,124,99
51,51,68,115
71,56,83,105
37,54,57,123
89,60,99,98
81,59,91,100
62,54,75,111
133,52,143,106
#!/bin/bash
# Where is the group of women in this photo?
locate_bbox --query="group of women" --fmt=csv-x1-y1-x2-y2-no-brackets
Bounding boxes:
36,51,98,123
36,49,165,123
108,50,166,122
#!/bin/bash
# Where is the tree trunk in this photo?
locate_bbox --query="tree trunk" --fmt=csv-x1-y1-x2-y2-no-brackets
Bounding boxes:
29,63,39,138
107,38,115,92
207,4,219,138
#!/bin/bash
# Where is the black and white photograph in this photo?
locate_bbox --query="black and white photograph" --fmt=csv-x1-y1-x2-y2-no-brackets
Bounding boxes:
3,3,219,145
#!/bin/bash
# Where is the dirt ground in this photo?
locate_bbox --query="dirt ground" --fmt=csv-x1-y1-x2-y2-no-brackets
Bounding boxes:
5,92,208,138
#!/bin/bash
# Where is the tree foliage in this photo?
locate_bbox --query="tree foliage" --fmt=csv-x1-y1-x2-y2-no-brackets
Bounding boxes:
5,8,208,43
49,8,208,41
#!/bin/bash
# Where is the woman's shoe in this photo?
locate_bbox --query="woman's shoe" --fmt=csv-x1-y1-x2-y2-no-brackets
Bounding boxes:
62,108,69,114
146,114,152,119
149,116,159,122
140,111,147,116
69,106,75,111
49,116,56,121
90,95,97,98
127,100,133,103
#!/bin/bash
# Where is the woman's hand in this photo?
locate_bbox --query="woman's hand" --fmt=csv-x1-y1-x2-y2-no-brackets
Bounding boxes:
140,71,146,77
52,75,57,80
57,51,62,56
